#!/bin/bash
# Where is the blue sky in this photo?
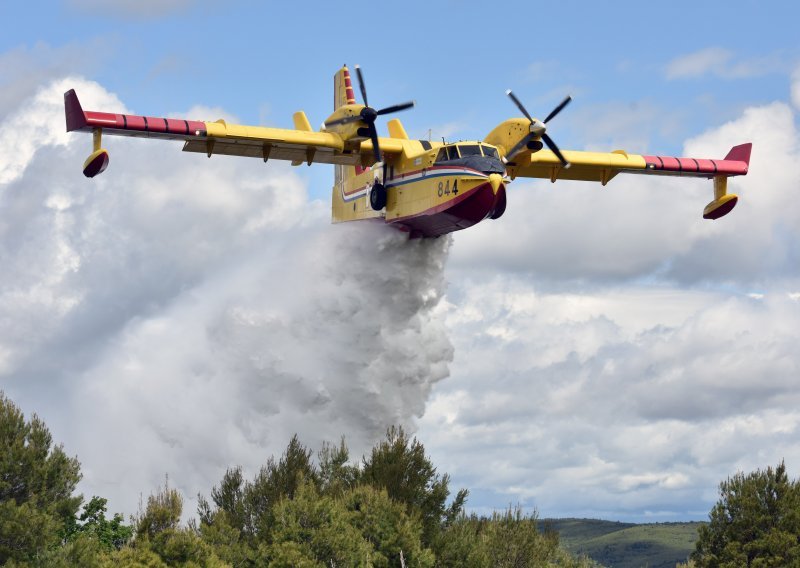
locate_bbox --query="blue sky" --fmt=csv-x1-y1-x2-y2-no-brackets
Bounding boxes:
3,0,797,198
1,0,799,524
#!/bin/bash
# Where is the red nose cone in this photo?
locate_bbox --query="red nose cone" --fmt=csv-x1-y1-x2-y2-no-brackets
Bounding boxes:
83,149,109,178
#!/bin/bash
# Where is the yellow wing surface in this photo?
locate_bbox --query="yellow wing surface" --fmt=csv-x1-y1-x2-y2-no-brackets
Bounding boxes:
484,117,751,220
64,89,403,170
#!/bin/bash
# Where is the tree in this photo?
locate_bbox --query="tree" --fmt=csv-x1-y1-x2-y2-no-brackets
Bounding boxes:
0,391,82,564
199,435,319,550
436,508,595,568
70,496,132,550
692,461,800,567
267,481,372,566
133,478,229,567
361,426,467,548
318,437,359,498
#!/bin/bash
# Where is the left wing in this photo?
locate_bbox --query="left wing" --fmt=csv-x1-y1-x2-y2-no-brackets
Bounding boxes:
505,144,751,220
64,90,403,175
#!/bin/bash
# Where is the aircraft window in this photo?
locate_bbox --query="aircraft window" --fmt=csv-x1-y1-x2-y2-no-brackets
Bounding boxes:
446,146,460,160
435,148,448,163
459,144,482,157
481,145,499,158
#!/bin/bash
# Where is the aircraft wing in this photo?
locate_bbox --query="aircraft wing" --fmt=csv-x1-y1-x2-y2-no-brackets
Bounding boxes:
503,144,752,220
65,89,402,169
507,146,750,184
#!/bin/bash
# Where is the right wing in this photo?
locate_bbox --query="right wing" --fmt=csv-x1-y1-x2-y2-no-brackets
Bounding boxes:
65,89,403,171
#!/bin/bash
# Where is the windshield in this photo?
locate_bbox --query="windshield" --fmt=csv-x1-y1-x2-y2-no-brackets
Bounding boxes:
458,144,482,157
481,145,499,158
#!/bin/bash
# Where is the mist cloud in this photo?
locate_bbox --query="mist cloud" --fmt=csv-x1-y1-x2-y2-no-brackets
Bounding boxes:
0,78,453,517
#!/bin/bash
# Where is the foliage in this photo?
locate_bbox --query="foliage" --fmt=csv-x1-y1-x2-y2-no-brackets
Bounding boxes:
436,507,597,568
132,479,230,567
267,481,372,566
342,485,434,567
0,391,82,565
361,426,468,548
2,391,596,566
69,496,133,550
692,461,800,567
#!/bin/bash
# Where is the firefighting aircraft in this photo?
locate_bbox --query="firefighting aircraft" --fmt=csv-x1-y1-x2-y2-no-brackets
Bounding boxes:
64,65,751,238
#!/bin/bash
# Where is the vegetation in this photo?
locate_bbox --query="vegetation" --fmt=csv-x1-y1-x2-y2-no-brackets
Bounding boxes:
0,392,595,567
548,518,701,568
688,461,800,567
8,387,798,568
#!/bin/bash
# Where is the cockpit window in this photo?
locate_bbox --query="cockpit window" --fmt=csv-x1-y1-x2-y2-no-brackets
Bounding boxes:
481,145,499,158
446,146,460,160
459,144,482,157
435,148,448,163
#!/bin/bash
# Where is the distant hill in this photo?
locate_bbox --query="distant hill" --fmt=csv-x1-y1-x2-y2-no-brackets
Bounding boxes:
543,518,703,568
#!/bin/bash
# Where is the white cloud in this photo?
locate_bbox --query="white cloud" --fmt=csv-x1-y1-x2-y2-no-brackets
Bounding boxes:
791,66,800,111
666,47,789,80
419,88,800,521
0,78,453,518
666,47,733,80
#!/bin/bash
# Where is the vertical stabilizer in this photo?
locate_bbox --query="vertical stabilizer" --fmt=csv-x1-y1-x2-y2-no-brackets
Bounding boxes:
334,65,357,111
334,66,359,189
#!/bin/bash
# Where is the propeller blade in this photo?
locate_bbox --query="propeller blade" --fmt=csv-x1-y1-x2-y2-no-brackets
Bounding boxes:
376,101,415,116
542,133,570,168
368,123,382,163
506,90,534,123
543,95,572,124
354,65,368,108
324,114,364,128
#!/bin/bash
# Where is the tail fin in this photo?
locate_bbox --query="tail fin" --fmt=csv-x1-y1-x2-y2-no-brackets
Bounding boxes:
64,89,88,132
334,65,357,111
334,66,360,187
724,143,752,166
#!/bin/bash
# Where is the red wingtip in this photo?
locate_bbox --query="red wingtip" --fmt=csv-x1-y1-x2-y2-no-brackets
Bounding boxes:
724,143,752,165
64,89,87,132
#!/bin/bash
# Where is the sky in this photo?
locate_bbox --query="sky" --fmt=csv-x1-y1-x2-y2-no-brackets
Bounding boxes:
1,0,799,523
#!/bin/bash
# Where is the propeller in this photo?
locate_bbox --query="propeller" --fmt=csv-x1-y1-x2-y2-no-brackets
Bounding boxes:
504,91,572,168
324,65,415,163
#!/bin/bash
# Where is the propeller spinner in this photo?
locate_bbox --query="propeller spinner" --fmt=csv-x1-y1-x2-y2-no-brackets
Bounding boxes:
324,65,414,163
504,91,572,168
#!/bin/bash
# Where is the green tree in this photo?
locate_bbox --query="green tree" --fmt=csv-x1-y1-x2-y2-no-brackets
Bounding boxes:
0,391,82,564
343,485,434,567
692,461,800,567
70,496,132,550
267,481,372,567
437,508,596,568
200,435,318,548
361,426,467,548
134,478,229,567
318,437,359,498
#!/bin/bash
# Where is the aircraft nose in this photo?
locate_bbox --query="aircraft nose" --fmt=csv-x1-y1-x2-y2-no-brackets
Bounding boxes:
489,173,503,194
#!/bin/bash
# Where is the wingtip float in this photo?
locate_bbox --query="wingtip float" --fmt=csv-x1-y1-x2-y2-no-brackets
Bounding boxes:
64,66,752,237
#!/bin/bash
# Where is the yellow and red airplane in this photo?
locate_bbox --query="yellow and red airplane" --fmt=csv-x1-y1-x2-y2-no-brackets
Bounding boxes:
65,65,751,238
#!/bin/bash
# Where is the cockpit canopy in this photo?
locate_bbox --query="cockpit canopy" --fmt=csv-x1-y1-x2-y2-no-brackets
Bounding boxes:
435,144,499,163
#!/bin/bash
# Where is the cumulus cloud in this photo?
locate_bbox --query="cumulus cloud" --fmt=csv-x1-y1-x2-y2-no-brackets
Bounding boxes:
448,98,798,287
0,78,453,517
419,85,800,521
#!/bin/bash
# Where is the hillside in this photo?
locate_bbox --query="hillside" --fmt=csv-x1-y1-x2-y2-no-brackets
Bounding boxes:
544,518,702,568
